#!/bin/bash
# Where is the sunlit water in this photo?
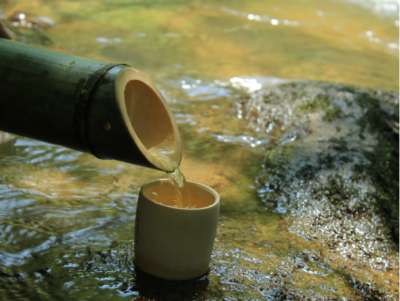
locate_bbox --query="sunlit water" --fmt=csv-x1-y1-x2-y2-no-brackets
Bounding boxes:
0,0,398,300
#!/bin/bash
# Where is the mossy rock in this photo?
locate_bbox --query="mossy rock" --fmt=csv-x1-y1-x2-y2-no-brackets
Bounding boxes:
0,13,52,46
239,81,398,271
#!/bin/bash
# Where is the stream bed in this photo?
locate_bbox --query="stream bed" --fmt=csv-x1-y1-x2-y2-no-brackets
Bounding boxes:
0,0,398,300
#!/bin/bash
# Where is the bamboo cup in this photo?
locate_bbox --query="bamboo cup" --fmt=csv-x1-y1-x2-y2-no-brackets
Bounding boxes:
134,179,220,280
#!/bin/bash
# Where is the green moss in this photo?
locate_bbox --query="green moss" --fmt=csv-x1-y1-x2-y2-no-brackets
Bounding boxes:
298,95,343,121
324,106,343,121
6,23,52,46
298,95,331,112
355,93,399,241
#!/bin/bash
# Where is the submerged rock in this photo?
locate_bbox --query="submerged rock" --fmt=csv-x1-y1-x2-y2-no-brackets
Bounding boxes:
237,80,398,275
0,11,52,45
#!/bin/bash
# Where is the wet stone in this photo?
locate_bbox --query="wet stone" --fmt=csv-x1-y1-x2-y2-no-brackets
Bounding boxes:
236,80,398,298
0,11,52,45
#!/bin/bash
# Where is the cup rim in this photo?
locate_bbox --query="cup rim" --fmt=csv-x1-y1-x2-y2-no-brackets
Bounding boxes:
139,179,220,211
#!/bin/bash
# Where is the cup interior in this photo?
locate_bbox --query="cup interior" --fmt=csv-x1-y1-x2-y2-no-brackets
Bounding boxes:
142,180,218,209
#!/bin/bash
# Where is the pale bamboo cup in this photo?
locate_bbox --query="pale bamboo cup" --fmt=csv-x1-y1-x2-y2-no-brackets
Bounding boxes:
134,179,220,280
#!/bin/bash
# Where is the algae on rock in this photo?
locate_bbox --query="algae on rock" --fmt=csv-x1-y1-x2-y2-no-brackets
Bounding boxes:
237,80,398,298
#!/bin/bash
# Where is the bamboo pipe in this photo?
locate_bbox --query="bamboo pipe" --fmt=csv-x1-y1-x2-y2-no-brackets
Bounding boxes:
0,39,182,171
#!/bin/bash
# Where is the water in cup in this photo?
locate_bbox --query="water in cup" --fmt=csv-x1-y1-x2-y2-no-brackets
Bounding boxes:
147,136,193,208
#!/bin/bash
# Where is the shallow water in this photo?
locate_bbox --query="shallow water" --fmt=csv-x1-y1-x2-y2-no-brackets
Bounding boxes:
0,0,398,300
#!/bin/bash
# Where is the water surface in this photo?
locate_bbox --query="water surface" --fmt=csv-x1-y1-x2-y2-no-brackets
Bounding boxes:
0,0,398,300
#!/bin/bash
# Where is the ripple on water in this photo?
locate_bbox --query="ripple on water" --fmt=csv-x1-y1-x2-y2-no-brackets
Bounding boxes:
347,0,400,17
0,186,36,216
363,30,399,53
212,134,267,148
95,36,122,46
0,236,57,267
221,7,300,27
229,76,286,93
14,138,81,170
166,77,232,101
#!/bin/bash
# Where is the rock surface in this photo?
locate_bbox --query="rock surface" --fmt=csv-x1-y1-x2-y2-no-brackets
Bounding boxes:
0,11,52,45
237,80,399,272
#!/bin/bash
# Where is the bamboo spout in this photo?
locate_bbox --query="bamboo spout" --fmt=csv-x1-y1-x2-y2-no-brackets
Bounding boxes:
0,39,181,171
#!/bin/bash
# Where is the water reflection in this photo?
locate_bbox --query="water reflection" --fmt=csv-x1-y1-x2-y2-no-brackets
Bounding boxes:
363,29,399,52
221,7,300,27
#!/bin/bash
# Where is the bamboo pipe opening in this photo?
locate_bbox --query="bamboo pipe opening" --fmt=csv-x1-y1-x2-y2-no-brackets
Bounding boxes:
115,68,182,171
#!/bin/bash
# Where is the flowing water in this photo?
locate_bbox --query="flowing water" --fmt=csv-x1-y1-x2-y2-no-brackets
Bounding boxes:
169,168,185,189
167,168,187,208
0,0,398,300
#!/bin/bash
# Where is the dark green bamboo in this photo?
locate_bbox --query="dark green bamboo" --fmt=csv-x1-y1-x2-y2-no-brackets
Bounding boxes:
0,39,176,170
